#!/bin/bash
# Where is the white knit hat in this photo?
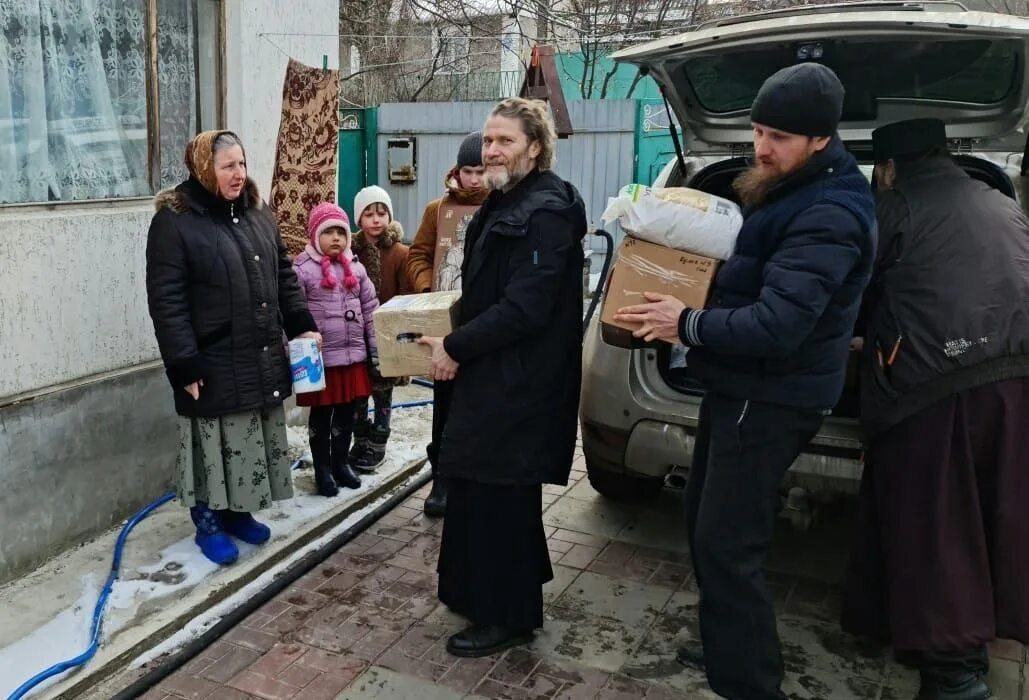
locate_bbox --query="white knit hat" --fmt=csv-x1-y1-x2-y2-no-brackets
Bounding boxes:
354,185,394,224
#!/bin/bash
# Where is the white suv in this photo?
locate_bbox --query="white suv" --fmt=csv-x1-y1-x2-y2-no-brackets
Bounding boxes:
579,1,1029,524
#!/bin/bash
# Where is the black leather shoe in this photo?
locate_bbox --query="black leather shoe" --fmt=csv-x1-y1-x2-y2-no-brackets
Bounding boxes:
917,676,992,700
676,640,705,671
424,479,448,517
445,624,533,658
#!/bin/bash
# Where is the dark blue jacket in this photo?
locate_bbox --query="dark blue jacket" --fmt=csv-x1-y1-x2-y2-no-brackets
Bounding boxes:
678,137,877,410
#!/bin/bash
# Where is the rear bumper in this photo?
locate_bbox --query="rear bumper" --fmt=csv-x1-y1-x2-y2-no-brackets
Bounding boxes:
581,416,863,494
581,418,693,478
580,317,865,495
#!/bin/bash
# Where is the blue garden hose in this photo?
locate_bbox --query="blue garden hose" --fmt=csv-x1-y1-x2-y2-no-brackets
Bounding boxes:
7,491,177,700
9,397,435,700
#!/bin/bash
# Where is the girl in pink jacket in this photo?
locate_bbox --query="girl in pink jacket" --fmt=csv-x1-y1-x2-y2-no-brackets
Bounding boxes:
293,202,379,496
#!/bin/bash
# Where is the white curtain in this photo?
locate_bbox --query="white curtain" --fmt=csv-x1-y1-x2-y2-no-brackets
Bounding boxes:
0,0,149,203
157,0,198,188
0,0,202,204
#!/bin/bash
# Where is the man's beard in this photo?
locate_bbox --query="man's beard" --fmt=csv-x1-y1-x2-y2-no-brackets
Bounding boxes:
732,163,788,209
484,150,534,191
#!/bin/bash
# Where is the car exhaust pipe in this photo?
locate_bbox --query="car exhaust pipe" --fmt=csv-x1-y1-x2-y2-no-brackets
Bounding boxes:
665,466,689,490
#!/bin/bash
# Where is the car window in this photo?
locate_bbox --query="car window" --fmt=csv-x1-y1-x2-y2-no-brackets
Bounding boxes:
683,39,1019,117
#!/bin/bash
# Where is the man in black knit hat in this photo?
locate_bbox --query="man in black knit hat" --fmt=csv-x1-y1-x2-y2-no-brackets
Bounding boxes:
615,63,877,699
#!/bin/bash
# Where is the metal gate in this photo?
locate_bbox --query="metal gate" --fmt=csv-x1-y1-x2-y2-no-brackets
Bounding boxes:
372,100,637,265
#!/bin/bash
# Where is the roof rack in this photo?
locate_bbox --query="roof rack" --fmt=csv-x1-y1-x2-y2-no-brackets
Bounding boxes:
695,1,969,31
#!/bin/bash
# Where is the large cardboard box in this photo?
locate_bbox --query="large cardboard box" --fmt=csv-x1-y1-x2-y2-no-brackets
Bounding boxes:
600,236,719,347
373,291,461,377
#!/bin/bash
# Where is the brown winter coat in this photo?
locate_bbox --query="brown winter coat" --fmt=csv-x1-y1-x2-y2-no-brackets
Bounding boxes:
352,221,412,304
407,169,489,293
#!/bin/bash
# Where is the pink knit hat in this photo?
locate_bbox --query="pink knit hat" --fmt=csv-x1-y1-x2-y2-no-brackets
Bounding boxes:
308,202,351,245
307,202,358,291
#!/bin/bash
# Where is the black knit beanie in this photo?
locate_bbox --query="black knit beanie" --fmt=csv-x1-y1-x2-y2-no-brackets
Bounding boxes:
457,131,483,168
751,63,844,137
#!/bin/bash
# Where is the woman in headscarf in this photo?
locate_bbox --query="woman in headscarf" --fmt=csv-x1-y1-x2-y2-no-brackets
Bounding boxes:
146,130,320,565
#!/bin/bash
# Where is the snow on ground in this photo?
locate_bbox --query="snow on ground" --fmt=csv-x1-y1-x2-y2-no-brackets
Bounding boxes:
0,389,432,700
129,464,428,671
0,581,99,698
106,404,433,624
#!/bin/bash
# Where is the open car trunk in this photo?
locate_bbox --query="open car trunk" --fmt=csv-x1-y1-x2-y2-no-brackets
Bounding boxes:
612,6,1029,151
610,3,1029,422
654,150,1017,419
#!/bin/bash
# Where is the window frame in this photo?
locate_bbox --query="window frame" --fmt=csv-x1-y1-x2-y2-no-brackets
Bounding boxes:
0,0,226,209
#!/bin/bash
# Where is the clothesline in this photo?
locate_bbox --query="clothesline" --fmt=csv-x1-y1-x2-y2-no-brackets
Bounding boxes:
257,36,364,108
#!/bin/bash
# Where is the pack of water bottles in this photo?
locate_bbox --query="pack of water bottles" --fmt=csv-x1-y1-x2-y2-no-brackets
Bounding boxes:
289,338,326,393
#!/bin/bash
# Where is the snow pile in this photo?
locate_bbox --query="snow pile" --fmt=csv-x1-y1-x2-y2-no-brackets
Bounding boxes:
0,581,98,698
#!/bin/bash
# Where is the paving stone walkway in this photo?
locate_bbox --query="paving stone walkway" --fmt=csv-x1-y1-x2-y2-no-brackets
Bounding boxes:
139,449,1026,700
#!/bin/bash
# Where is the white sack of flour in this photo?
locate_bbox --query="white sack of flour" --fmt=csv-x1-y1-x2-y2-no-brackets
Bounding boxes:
602,184,742,261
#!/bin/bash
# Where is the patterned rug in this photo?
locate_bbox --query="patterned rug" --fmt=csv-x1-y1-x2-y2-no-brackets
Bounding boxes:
269,58,340,258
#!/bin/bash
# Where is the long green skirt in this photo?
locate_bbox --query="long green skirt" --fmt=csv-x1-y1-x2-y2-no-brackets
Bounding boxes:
175,404,294,512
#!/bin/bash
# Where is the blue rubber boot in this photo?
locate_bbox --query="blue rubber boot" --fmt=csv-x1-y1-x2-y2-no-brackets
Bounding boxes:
220,511,272,545
190,503,239,565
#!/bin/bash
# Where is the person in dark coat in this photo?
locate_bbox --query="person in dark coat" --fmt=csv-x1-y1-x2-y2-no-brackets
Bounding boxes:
417,97,587,658
841,118,1029,700
615,64,877,700
146,130,320,566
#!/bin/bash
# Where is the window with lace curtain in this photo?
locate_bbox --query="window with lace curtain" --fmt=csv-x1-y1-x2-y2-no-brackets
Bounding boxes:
0,0,222,205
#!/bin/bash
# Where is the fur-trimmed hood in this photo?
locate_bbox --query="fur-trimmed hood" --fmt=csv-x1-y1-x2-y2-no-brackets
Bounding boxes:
154,178,264,215
443,167,489,207
352,220,404,251
351,221,410,302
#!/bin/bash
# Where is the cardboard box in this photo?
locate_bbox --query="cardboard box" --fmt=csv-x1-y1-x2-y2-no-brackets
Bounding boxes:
373,291,461,377
600,236,719,347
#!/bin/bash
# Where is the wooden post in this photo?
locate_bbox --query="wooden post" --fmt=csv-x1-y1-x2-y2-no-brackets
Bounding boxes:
145,0,161,192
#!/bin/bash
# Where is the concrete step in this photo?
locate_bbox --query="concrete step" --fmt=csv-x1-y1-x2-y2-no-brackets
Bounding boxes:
0,385,434,700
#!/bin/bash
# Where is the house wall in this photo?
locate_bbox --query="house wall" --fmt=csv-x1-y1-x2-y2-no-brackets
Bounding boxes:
0,0,339,585
224,0,341,196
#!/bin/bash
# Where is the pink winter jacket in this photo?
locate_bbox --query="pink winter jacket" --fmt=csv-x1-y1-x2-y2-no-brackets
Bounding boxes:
293,245,379,368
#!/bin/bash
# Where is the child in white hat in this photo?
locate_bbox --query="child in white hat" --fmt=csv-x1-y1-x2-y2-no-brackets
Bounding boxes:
349,186,412,470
